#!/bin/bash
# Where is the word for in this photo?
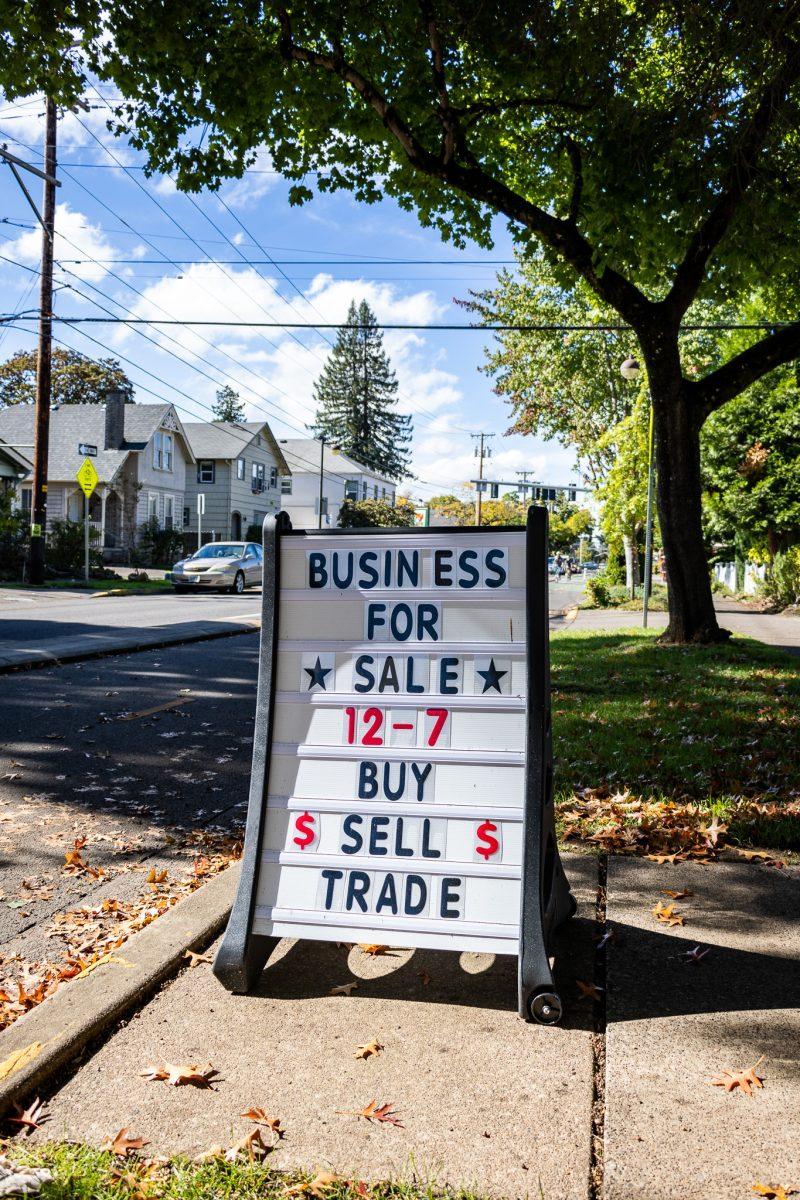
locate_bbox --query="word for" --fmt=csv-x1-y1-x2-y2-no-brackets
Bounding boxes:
307,547,508,591
317,868,463,919
344,705,449,749
365,602,440,642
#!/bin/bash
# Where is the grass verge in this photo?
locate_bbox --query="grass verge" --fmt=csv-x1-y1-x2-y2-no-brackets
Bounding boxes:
550,629,800,852
0,1143,468,1200
0,579,172,594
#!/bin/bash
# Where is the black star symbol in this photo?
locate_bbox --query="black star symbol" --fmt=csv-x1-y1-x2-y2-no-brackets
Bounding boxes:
477,658,507,694
304,656,331,690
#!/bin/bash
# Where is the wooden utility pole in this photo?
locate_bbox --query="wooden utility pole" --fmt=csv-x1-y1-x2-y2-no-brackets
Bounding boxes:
28,97,57,585
471,432,494,527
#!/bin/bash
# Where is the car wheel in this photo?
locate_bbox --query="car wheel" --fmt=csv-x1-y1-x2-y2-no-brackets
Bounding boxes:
231,570,245,595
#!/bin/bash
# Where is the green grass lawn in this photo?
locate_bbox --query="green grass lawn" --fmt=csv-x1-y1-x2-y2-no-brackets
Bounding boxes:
0,1143,477,1200
550,629,800,851
0,578,173,594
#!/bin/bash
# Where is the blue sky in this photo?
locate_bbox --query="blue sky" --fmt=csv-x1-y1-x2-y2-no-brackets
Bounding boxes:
0,87,581,501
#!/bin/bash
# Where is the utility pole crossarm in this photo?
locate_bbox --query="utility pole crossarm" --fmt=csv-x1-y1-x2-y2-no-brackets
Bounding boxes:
0,145,61,186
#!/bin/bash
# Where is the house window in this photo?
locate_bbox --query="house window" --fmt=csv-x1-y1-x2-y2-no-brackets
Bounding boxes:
147,492,159,524
269,465,278,488
153,430,173,471
344,480,358,501
362,482,367,500
280,477,292,495
373,485,378,499
198,461,215,484
20,487,32,512
183,506,190,528
236,457,245,480
252,462,265,492
164,495,174,530
318,496,328,517
382,487,387,500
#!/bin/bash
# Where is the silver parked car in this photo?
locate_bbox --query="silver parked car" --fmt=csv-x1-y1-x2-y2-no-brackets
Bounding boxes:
168,542,263,594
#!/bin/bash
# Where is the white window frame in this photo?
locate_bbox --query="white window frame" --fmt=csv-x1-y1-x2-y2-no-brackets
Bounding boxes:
236,457,245,480
344,480,358,502
362,481,368,500
198,460,215,484
164,493,175,530
269,465,278,488
280,476,292,495
147,491,159,525
153,430,174,472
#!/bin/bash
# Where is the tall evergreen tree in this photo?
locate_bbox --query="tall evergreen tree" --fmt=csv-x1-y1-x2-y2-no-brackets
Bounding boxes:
213,384,245,423
312,300,411,479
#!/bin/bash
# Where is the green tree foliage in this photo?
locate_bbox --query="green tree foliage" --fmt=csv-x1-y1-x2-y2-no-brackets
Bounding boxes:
312,300,411,479
0,348,132,409
8,2,800,640
338,496,415,528
0,487,27,579
212,384,245,423
595,393,653,595
428,493,474,525
702,366,800,559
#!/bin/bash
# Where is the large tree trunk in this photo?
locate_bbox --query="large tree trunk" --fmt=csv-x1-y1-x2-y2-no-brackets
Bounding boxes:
648,365,727,643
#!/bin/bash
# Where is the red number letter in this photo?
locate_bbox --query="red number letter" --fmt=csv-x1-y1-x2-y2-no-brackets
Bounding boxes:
425,708,448,746
362,706,384,745
344,706,356,745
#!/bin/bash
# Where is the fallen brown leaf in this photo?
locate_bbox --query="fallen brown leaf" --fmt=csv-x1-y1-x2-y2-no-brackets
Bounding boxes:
286,1170,346,1198
241,1108,285,1139
329,982,358,996
684,946,710,964
141,1061,218,1088
225,1127,273,1162
358,944,391,956
184,950,212,968
339,1098,403,1127
711,1056,765,1097
7,1096,48,1132
102,1128,151,1157
662,889,693,900
652,901,685,927
752,1185,797,1199
576,979,604,1002
355,1040,384,1061
147,868,168,885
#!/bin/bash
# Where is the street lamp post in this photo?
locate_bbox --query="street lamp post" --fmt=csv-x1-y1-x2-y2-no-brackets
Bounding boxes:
620,356,655,629
317,434,326,530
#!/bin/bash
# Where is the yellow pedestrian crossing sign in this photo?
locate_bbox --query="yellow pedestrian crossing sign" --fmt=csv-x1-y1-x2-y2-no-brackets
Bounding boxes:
77,457,99,498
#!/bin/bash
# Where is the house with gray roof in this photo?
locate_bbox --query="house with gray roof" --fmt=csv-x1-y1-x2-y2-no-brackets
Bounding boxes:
182,420,290,541
0,391,194,559
277,438,397,528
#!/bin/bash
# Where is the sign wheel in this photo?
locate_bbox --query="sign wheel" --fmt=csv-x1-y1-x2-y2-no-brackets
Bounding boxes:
528,991,563,1025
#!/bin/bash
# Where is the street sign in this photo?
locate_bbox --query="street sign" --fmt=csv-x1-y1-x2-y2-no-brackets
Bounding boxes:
197,493,205,515
78,442,98,457
214,509,575,1023
76,457,99,498
413,505,430,527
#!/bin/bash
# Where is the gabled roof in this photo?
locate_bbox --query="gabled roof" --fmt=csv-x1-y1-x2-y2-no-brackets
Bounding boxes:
0,402,194,484
183,421,290,474
0,438,33,473
278,438,397,486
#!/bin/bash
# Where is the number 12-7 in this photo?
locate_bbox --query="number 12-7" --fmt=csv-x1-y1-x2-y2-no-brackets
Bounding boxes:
344,706,449,747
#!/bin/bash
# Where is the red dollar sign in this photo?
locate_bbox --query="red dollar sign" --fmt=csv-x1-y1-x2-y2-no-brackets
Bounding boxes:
293,811,315,849
476,819,499,860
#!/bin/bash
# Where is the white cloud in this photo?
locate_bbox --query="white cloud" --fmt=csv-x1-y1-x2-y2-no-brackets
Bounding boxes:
218,148,276,210
0,92,138,165
7,201,117,285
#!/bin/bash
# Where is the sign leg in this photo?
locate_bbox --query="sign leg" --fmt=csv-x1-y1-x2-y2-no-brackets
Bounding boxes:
84,492,89,582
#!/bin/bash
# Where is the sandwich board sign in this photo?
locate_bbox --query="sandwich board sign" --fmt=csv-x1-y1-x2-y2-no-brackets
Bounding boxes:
214,506,575,1023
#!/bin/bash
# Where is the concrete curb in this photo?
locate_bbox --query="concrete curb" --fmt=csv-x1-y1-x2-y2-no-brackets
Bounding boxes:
0,863,238,1118
0,622,259,676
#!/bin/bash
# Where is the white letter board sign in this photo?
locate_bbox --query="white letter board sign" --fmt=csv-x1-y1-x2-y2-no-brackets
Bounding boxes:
214,506,575,1023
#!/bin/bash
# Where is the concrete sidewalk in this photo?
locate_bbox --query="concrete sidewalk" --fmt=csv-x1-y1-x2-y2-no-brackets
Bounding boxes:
555,600,800,654
19,856,800,1199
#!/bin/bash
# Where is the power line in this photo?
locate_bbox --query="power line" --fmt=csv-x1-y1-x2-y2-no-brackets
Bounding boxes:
0,315,790,331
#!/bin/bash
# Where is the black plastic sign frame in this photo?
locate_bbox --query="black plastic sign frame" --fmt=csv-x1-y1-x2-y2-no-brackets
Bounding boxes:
213,505,575,1023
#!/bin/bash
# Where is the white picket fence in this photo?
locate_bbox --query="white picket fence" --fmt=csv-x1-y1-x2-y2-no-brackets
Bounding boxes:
714,561,766,595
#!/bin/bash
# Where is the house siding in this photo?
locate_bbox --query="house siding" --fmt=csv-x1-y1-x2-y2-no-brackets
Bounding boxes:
184,435,281,539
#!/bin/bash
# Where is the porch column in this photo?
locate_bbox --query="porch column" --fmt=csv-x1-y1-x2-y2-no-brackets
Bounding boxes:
100,486,108,547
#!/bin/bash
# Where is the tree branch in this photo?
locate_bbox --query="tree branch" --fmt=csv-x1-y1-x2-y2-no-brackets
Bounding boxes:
275,11,651,325
691,320,800,415
666,36,800,317
564,136,583,224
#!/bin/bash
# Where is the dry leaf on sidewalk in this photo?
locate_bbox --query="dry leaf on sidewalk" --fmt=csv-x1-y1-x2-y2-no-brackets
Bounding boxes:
330,982,358,996
576,979,604,1002
102,1128,150,1157
711,1056,765,1097
652,901,685,926
355,1040,384,1060
141,1061,218,1088
7,1097,48,1133
225,1128,273,1162
338,1098,403,1127
241,1109,285,1139
684,946,710,964
358,944,393,956
286,1170,347,1198
752,1185,797,1199
662,889,693,900
184,950,212,968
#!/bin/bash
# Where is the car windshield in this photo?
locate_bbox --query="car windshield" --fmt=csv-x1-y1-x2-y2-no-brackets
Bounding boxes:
192,544,245,560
